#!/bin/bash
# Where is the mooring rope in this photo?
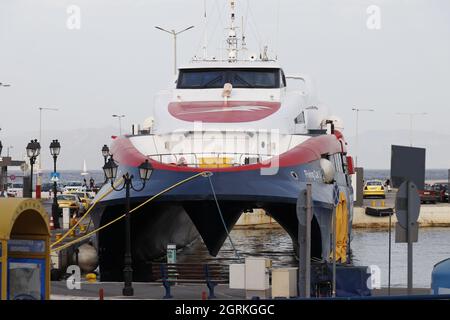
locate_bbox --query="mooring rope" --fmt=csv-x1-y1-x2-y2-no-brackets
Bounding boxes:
51,171,210,252
207,174,242,262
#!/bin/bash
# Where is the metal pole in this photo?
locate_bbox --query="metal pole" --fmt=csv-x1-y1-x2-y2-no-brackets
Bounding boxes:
407,180,413,295
37,109,42,199
119,117,122,136
409,114,413,147
305,184,312,298
173,32,177,76
355,110,359,167
123,175,134,296
298,184,312,298
52,155,60,229
30,158,34,198
388,210,391,296
332,205,337,297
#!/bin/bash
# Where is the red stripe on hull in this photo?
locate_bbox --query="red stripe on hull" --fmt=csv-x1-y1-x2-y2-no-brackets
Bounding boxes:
168,101,281,123
110,134,344,172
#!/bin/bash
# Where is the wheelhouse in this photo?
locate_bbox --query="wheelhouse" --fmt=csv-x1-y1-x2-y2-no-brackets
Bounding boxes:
176,67,285,89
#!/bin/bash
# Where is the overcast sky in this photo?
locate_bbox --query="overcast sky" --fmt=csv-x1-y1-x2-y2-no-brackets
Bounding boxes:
1,0,449,169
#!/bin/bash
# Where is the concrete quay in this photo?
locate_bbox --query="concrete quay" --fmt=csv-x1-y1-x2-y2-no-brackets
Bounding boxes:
50,281,431,300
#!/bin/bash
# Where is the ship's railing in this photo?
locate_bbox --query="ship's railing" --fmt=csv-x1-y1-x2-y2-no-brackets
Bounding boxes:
147,152,275,168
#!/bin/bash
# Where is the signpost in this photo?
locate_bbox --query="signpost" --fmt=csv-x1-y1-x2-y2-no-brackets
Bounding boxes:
395,180,420,295
297,184,312,298
50,172,60,182
332,184,340,298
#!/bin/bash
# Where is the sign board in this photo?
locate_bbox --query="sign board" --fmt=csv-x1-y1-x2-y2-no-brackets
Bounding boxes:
391,145,425,190
9,175,16,181
395,223,418,243
50,172,60,182
395,181,421,229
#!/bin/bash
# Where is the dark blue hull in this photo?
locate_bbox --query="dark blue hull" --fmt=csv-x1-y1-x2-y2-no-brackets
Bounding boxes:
92,159,353,281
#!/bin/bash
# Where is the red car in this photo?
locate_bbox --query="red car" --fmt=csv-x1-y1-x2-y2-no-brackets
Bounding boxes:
419,184,439,204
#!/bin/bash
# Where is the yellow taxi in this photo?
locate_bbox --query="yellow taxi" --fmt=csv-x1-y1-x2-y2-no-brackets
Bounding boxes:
57,194,83,216
363,180,386,199
65,191,94,211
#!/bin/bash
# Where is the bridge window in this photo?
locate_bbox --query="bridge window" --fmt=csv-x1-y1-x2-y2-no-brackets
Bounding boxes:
177,68,281,89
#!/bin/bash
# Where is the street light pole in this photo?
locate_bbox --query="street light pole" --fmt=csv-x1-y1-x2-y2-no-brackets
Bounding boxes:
103,157,153,296
26,139,41,198
37,107,59,199
112,115,125,135
50,140,61,229
6,146,13,157
352,108,375,167
396,113,427,147
155,26,195,76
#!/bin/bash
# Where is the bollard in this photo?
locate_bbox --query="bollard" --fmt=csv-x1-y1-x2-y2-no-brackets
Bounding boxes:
371,200,376,207
86,273,97,283
381,200,385,207
202,291,207,300
99,288,104,300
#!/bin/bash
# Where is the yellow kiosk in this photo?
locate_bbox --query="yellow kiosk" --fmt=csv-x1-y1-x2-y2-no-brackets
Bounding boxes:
0,199,50,300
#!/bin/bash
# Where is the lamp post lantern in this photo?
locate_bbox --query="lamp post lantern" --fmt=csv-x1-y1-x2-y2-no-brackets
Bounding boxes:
103,156,153,296
50,139,61,229
26,139,41,198
102,145,110,164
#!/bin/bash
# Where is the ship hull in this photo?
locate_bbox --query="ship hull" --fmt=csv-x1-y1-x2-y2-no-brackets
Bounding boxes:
91,156,353,281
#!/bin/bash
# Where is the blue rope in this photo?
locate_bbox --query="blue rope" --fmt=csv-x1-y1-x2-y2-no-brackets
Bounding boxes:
207,175,242,262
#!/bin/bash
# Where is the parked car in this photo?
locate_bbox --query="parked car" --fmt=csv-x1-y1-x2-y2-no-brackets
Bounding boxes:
419,184,439,204
57,194,84,216
7,183,23,197
65,191,94,211
363,180,386,199
63,181,87,193
432,183,449,202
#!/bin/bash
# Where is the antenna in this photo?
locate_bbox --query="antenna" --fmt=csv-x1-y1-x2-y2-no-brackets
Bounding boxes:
226,0,238,62
202,0,208,59
241,16,247,54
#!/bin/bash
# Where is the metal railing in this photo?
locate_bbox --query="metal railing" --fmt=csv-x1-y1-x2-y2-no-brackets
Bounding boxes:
147,152,274,168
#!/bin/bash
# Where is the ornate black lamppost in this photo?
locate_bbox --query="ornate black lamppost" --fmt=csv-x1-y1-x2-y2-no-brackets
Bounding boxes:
50,139,61,229
103,156,153,296
26,139,41,198
101,145,110,164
